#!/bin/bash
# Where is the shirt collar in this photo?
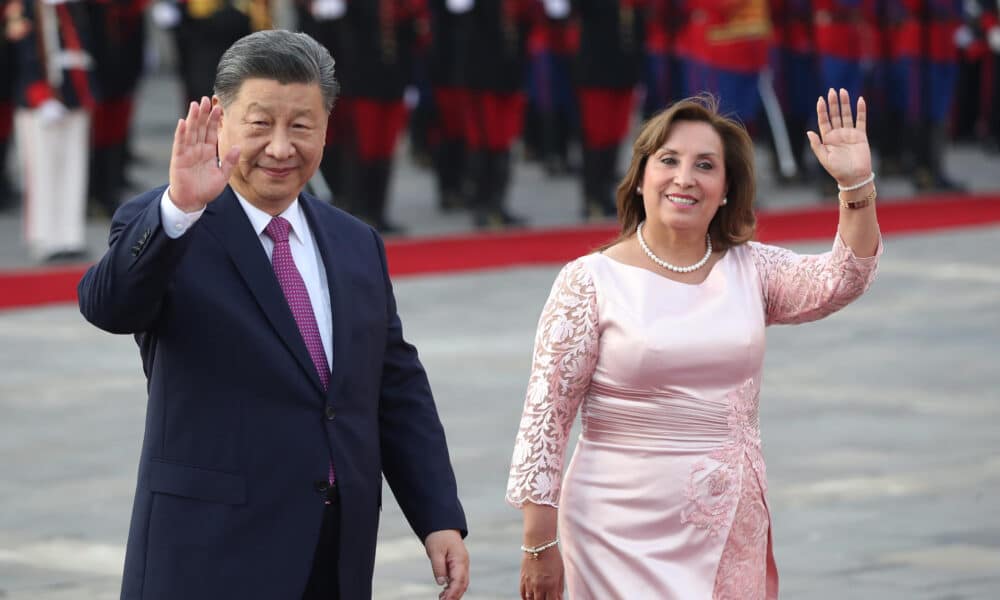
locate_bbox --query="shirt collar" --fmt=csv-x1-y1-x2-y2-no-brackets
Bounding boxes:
234,191,309,247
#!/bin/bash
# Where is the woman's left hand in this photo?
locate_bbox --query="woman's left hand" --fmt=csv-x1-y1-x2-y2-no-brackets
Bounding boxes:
807,88,873,188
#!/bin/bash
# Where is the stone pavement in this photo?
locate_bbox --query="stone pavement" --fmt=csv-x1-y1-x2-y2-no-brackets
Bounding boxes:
2,225,1000,599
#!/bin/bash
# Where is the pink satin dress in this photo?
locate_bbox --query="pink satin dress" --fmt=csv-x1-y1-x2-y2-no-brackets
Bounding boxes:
506,236,881,599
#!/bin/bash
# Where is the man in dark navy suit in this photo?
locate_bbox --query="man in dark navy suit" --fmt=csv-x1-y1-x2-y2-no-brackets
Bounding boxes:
78,30,469,600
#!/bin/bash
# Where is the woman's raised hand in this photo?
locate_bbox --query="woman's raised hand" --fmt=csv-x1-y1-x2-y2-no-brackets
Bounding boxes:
807,88,873,188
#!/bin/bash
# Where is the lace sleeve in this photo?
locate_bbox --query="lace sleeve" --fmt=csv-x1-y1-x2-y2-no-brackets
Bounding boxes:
505,259,599,509
750,234,883,326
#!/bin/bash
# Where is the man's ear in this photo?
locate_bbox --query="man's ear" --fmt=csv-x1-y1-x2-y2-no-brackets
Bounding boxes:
212,96,223,126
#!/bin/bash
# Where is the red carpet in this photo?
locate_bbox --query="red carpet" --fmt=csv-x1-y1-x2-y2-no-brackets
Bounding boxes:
2,193,999,311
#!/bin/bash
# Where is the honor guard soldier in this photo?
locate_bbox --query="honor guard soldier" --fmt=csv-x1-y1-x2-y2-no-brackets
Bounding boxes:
882,0,966,191
641,0,676,119
0,4,16,211
87,0,149,217
452,0,533,229
338,0,429,234
305,0,353,211
953,0,999,150
984,0,1000,150
682,0,772,129
769,0,817,183
153,0,270,107
8,0,99,261
951,0,987,141
576,0,645,221
813,0,878,97
525,0,577,175
427,0,468,211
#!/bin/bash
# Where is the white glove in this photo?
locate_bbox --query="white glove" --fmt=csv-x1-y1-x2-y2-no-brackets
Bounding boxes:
953,24,973,49
151,2,181,29
446,0,473,14
403,85,419,110
543,0,570,18
311,0,346,21
38,98,67,125
989,25,1000,53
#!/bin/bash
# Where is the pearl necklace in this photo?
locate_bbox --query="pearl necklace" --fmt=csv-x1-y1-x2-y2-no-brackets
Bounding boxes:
636,222,712,273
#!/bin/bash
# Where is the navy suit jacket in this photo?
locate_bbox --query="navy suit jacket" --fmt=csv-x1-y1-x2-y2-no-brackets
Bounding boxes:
78,186,467,600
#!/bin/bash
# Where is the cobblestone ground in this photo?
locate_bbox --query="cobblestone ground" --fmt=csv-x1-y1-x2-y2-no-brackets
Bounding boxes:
2,227,999,599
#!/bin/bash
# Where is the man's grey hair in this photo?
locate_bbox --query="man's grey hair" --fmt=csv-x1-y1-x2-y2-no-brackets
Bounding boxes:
214,30,339,113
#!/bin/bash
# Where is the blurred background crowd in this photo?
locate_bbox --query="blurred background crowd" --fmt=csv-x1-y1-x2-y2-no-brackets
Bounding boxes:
2,0,1000,258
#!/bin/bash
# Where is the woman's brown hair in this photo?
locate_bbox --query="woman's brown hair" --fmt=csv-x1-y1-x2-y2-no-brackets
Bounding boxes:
604,94,757,251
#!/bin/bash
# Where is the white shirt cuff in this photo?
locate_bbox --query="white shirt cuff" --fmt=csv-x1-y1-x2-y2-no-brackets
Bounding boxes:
160,187,205,239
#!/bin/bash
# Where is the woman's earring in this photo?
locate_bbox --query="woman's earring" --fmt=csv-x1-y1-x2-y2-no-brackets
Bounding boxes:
637,186,642,195
721,197,728,206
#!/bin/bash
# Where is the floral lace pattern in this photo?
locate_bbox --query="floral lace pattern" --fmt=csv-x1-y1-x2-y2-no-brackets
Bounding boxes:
681,377,765,537
506,259,599,508
712,465,769,600
749,235,881,326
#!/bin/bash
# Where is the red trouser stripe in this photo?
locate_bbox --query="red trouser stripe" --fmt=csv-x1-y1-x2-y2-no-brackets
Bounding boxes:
433,87,467,140
91,97,134,147
326,97,353,145
578,88,634,149
0,103,12,140
462,91,525,151
353,99,407,160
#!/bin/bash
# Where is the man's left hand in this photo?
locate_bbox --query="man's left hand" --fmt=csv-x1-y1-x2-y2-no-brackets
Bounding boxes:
424,529,469,600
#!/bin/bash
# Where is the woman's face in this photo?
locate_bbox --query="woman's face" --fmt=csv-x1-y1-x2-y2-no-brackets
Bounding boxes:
639,120,728,235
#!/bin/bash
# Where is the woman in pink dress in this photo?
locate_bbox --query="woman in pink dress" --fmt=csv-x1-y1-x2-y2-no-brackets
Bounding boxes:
506,89,882,599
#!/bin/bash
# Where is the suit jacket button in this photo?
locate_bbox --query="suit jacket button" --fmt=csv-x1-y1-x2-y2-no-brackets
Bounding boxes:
324,406,336,420
314,480,330,493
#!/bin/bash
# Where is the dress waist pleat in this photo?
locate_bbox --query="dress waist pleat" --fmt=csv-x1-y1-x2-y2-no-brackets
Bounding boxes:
583,381,731,451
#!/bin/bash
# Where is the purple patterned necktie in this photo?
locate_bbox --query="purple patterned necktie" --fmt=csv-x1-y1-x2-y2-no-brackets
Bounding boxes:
264,216,335,486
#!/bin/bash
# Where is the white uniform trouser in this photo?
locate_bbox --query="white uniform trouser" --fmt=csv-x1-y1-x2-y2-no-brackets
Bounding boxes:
16,108,89,258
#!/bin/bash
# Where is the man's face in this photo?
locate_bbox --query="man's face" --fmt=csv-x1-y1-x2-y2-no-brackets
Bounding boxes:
216,78,327,214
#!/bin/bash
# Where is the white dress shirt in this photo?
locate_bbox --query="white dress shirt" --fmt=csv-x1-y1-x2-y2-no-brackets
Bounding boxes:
160,188,334,368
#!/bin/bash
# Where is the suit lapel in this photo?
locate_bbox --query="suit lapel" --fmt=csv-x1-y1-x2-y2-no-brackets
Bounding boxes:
201,188,326,395
300,195,350,396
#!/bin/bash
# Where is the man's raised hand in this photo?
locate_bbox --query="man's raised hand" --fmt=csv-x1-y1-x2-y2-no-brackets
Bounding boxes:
168,97,241,213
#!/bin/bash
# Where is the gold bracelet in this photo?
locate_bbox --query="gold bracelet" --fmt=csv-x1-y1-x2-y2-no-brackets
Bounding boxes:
520,537,560,560
839,183,876,210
